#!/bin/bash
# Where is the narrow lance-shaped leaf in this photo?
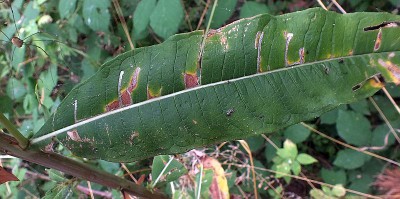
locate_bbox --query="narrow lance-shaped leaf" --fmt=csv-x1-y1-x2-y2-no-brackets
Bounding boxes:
30,8,400,162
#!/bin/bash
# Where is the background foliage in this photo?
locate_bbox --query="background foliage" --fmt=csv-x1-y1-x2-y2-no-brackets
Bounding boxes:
0,0,400,198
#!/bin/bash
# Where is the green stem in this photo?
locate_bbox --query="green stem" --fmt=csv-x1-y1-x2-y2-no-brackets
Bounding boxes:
0,113,28,149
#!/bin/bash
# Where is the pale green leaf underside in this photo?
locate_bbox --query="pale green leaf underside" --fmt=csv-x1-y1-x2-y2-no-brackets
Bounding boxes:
31,8,400,162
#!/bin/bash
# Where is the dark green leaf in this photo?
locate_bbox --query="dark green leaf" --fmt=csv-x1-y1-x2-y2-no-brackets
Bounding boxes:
47,169,66,182
245,135,265,152
82,0,111,32
370,124,396,147
150,0,183,39
32,8,400,162
240,2,269,19
58,0,77,19
320,105,347,125
6,78,27,101
206,0,238,28
336,110,371,146
133,0,156,39
349,99,370,115
284,124,310,143
320,168,347,185
264,135,282,162
333,149,369,169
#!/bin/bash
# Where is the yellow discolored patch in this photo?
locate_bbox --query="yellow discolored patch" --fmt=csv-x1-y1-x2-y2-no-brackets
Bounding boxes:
202,156,230,199
378,59,400,85
147,85,162,99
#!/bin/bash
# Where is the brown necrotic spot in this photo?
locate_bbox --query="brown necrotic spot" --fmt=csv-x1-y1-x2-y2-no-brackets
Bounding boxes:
129,131,139,145
67,130,82,142
105,67,141,112
44,141,55,153
106,100,119,112
184,73,199,89
127,67,141,93
374,28,382,52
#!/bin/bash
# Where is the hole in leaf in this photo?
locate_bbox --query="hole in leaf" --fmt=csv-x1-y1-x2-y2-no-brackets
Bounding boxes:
352,84,361,91
363,21,400,31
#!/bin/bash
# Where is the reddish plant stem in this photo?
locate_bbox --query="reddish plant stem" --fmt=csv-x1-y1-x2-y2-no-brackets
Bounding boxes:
0,133,167,199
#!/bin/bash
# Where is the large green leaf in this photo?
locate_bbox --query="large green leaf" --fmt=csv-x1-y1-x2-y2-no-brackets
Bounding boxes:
30,8,400,162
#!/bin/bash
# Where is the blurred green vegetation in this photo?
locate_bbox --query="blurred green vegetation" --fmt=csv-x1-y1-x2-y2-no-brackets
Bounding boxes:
0,0,399,198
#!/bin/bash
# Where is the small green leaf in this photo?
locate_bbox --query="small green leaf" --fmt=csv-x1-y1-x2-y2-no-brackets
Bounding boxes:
370,124,396,147
336,110,371,146
38,64,58,97
58,0,77,19
333,149,369,169
151,155,187,187
6,78,27,101
246,135,265,152
133,0,156,39
264,135,282,162
296,153,318,165
320,105,347,125
206,0,238,28
321,186,332,195
42,184,72,199
82,0,110,32
240,2,269,18
284,124,311,143
275,162,291,178
291,161,301,176
349,99,370,115
23,94,38,114
348,171,374,193
149,0,183,39
386,83,400,97
372,96,399,122
47,169,66,182
282,139,298,159
310,189,325,199
331,184,346,197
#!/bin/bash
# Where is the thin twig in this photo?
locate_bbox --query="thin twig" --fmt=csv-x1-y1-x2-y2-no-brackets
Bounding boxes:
316,0,328,10
331,0,347,14
87,181,95,199
112,0,134,50
381,87,400,115
369,96,400,144
121,163,138,184
180,0,193,31
301,122,400,167
196,0,211,30
238,140,258,199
